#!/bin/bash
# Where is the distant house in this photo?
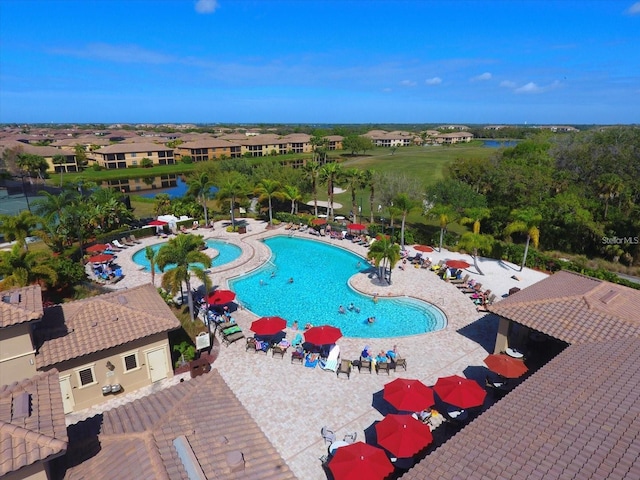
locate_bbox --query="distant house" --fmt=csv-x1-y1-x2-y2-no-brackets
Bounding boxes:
32,284,180,413
175,138,242,161
434,131,474,144
0,285,43,386
0,140,78,174
363,130,414,147
63,370,296,480
91,142,176,169
0,370,68,480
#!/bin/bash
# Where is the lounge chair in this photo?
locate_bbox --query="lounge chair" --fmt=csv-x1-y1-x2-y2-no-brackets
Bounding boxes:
376,361,390,375
254,339,270,354
320,345,340,372
112,239,127,249
222,331,245,346
336,359,352,379
343,432,357,443
245,337,257,352
272,345,287,358
460,283,482,294
358,357,372,373
105,242,122,252
394,356,407,371
291,349,304,364
129,234,142,244
121,237,135,247
321,426,336,445
450,274,470,285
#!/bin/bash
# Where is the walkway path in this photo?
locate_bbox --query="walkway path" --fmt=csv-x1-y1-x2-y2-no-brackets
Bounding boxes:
76,219,548,480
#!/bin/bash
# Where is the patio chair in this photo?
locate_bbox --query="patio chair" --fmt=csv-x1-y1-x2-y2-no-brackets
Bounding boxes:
450,274,470,285
394,356,407,371
343,432,357,444
272,345,287,359
255,339,270,354
121,237,135,247
129,234,142,244
336,359,352,379
291,349,304,364
376,362,390,375
358,357,372,373
321,426,336,445
460,283,482,294
222,331,245,347
112,239,128,249
245,337,257,352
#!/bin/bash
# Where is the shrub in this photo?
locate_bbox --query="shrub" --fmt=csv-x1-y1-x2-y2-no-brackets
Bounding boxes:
140,157,153,168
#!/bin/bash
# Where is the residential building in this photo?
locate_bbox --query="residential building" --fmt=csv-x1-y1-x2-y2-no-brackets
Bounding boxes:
0,370,68,480
175,138,242,161
32,284,180,413
363,130,414,147
0,285,43,385
433,131,475,144
0,140,79,174
91,142,176,169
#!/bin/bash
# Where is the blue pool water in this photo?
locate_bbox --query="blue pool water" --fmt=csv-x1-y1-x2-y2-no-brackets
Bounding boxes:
230,236,446,338
132,239,242,271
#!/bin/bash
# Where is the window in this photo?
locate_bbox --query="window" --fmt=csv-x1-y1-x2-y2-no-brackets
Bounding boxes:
131,152,137,158
76,366,96,387
122,352,139,372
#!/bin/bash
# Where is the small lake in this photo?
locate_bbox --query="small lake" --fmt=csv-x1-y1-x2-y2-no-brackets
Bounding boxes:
483,140,519,148
101,176,217,199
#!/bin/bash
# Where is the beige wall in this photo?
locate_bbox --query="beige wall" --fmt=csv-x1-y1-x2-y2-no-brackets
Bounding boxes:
3,460,49,480
42,333,173,412
0,323,37,385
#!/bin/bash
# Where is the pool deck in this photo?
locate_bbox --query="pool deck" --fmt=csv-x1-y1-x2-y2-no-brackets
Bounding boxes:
77,219,548,480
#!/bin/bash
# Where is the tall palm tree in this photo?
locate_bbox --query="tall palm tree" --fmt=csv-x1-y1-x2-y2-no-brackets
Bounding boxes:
282,184,302,214
393,193,420,250
505,207,542,272
595,173,624,220
460,207,491,234
319,162,342,219
0,244,58,290
0,210,38,251
385,205,402,242
187,172,214,226
343,168,366,223
216,172,249,229
156,234,212,322
427,204,457,252
52,154,67,187
368,237,401,285
145,246,158,286
302,161,321,216
254,179,285,227
457,232,494,276
32,189,76,224
363,169,378,224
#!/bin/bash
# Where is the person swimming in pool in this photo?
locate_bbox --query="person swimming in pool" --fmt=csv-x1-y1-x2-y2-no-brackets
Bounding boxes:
348,302,355,311
339,305,346,314
367,316,376,324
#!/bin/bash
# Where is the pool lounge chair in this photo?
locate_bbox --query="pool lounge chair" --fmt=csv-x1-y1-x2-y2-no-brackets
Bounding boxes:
358,357,372,373
245,337,257,352
376,361,390,375
450,274,470,285
112,239,128,249
320,345,341,372
129,234,142,244
272,345,287,358
336,359,352,379
222,331,245,347
121,236,135,247
291,349,304,364
394,356,407,371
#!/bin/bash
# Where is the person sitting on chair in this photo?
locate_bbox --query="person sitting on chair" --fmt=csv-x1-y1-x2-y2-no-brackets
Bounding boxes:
361,346,372,359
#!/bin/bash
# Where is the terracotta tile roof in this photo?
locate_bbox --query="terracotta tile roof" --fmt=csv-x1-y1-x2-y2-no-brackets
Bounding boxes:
64,369,297,480
401,336,640,480
178,138,240,149
488,270,640,344
0,285,44,328
34,284,180,369
0,370,67,476
93,142,170,154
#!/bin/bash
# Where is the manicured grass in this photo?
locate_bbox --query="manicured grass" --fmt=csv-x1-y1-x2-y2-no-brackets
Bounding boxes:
58,162,196,184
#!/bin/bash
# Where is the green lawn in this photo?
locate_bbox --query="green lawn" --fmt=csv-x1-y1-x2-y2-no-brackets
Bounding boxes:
58,162,197,184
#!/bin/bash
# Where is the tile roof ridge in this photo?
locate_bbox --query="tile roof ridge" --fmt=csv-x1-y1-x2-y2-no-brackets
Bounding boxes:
99,431,171,480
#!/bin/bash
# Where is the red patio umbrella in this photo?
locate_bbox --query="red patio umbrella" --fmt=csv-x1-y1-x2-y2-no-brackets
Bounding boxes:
329,442,394,480
147,219,168,227
304,325,342,345
250,316,287,336
375,413,433,458
484,354,528,379
88,253,114,264
86,243,109,253
446,259,471,269
311,218,327,226
207,289,236,305
414,245,434,253
383,378,435,412
433,375,487,409
347,223,366,231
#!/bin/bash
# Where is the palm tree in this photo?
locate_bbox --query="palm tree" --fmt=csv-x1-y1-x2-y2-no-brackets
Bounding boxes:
368,237,401,285
319,162,342,219
595,173,624,220
216,172,249,229
363,169,378,224
282,184,302,214
145,246,158,286
457,232,494,276
254,179,285,227
343,168,366,223
302,161,321,216
505,207,542,272
385,205,402,242
187,172,214,227
154,193,172,216
0,210,38,251
52,154,67,187
460,207,491,235
32,189,76,223
156,234,212,322
427,204,457,252
393,193,420,250
0,244,58,290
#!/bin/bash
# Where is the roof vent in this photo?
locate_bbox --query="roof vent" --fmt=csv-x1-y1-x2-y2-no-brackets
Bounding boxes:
117,295,128,305
2,293,21,304
600,290,620,305
12,392,31,420
92,321,98,327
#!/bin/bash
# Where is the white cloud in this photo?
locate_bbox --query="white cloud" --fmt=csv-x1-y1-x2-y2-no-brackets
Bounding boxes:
500,80,516,88
425,77,442,85
514,80,561,94
400,80,417,87
195,0,219,14
626,2,640,14
471,72,492,81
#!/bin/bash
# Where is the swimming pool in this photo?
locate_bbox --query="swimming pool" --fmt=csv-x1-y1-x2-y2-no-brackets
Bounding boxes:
132,239,242,271
229,236,446,338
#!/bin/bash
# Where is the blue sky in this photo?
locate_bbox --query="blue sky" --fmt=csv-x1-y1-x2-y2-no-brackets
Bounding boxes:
1,0,639,124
